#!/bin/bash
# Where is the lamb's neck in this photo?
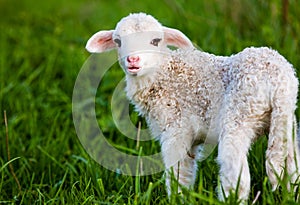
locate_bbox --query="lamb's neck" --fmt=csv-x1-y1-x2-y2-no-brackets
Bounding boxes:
125,71,158,100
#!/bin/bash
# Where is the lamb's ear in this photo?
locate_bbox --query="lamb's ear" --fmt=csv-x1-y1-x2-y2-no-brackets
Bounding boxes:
163,26,194,49
86,30,116,53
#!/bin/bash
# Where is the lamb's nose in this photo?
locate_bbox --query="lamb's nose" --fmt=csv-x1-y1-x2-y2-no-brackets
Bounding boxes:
127,56,140,63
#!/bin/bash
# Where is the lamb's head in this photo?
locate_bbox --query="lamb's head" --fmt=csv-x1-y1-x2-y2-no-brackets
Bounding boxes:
86,13,193,77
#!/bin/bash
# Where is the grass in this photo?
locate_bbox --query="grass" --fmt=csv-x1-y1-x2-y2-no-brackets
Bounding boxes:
0,0,300,204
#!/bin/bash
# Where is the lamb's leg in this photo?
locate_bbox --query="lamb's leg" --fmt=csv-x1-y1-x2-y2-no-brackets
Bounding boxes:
160,134,198,195
266,111,299,190
286,117,300,191
217,127,253,201
287,116,300,187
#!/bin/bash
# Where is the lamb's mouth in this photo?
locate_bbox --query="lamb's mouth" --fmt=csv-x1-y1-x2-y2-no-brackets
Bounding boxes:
127,66,141,74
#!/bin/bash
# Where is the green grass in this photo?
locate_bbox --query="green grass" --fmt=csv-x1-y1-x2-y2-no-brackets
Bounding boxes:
1,0,300,204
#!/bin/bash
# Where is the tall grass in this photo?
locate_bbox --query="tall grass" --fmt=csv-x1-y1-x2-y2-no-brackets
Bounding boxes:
0,0,300,204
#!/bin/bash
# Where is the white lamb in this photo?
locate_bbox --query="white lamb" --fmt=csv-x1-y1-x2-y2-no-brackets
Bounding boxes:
86,13,300,201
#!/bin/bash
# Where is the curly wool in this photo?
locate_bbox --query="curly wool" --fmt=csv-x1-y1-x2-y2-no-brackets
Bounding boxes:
126,49,221,138
126,46,298,139
114,13,163,37
126,46,299,199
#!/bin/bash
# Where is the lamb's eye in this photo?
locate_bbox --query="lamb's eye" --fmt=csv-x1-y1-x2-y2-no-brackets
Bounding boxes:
150,38,162,46
114,38,121,47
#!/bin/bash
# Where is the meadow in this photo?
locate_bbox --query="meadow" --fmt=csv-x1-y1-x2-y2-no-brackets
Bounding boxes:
0,0,300,204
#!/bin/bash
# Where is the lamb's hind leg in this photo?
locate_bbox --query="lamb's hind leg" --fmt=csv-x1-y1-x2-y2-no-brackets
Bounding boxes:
266,110,299,190
286,117,300,188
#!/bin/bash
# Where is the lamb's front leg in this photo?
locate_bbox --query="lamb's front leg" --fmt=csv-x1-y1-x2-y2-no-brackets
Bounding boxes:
160,128,198,195
218,127,253,201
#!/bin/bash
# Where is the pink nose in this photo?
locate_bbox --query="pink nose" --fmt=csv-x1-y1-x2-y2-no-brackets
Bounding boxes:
127,56,140,63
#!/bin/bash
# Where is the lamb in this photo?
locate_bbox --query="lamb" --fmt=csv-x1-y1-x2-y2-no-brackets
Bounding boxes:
85,13,300,201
